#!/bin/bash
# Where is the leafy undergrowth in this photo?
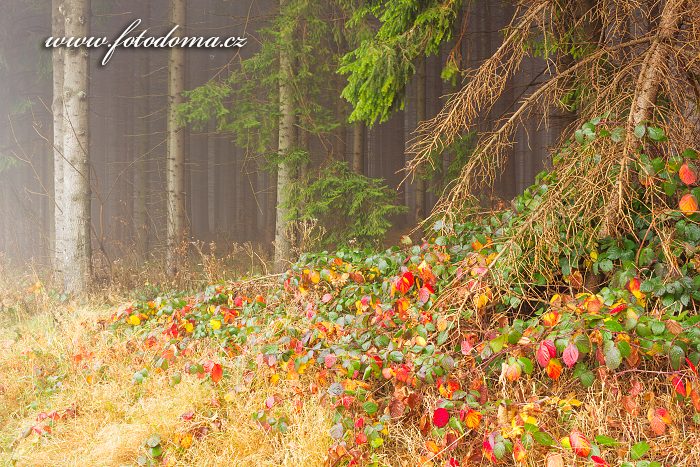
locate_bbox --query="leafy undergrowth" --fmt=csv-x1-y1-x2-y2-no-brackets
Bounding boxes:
3,127,700,466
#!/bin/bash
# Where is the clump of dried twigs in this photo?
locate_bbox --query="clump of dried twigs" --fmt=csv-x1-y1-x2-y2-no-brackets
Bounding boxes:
408,0,700,300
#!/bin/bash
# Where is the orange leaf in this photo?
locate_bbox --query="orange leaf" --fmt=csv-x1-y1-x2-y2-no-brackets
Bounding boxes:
546,358,563,380
622,395,638,415
426,439,441,454
691,388,700,412
648,407,671,436
680,193,699,216
679,163,698,186
504,362,522,382
513,438,527,463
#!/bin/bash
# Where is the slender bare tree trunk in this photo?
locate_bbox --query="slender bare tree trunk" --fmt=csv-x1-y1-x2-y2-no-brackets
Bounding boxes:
273,0,296,272
166,0,187,275
352,121,364,174
52,0,65,278
62,0,91,293
415,56,427,220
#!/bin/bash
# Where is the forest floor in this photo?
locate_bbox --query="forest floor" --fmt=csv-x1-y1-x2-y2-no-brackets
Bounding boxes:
1,235,699,467
0,281,333,466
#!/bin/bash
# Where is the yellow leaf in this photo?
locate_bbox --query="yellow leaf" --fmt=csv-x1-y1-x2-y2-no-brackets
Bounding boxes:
464,409,482,429
127,315,141,326
179,432,193,449
210,319,221,330
184,322,194,333
475,293,489,309
310,270,320,284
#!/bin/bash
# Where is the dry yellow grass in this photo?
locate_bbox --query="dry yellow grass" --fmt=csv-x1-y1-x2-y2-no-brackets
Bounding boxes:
0,286,333,467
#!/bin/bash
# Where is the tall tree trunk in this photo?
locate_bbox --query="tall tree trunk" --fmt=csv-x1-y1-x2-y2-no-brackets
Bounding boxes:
133,5,151,258
414,56,427,220
273,0,296,272
62,0,91,293
352,121,364,174
335,75,347,162
52,0,65,278
166,0,187,275
207,120,217,236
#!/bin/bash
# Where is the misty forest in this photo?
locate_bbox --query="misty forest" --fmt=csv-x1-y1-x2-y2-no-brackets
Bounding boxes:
1,0,700,465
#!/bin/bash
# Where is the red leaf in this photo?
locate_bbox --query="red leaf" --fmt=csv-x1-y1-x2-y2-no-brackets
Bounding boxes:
672,375,687,397
324,354,337,369
569,430,591,457
591,455,609,466
418,286,432,303
563,343,579,368
395,271,415,294
609,303,627,315
321,293,333,303
536,340,556,368
432,407,450,428
210,363,223,383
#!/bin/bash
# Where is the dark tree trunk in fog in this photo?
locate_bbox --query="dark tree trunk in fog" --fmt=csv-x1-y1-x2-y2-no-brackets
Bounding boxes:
133,9,151,259
352,121,364,174
166,0,187,275
52,0,65,277
273,0,296,272
62,0,91,293
207,121,217,236
414,56,426,220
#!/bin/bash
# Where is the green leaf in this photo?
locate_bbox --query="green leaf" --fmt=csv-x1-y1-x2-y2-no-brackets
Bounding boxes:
604,341,622,370
617,340,631,358
647,127,666,141
388,351,404,363
518,357,534,375
574,334,591,354
493,441,506,459
595,435,618,446
669,345,685,371
532,431,555,446
634,124,646,139
579,370,595,387
363,401,378,415
630,440,650,460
